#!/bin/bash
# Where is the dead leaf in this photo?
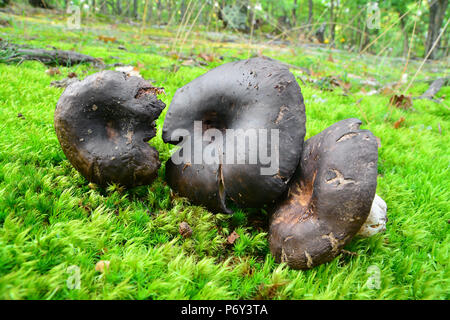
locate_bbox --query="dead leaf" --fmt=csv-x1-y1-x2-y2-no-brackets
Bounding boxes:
379,86,395,96
179,222,192,238
341,249,358,256
360,87,378,96
136,61,145,70
227,231,240,245
67,72,77,78
0,19,11,27
98,35,116,43
181,59,196,66
115,65,142,78
95,260,110,273
310,69,322,77
170,53,181,60
135,86,165,97
45,67,60,76
389,94,412,109
394,117,405,129
198,53,215,62
327,53,334,62
50,77,79,88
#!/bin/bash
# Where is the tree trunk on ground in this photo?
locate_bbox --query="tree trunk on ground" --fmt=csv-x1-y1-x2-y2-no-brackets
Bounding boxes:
425,0,448,60
1,42,102,67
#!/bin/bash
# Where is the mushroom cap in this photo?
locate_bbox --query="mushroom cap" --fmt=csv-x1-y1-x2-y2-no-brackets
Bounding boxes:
54,70,165,187
162,57,306,213
269,118,378,269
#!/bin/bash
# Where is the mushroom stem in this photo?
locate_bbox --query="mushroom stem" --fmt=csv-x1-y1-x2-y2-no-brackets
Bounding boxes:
356,194,388,238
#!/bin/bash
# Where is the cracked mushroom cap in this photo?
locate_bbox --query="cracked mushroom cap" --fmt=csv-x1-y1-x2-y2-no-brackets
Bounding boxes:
269,118,378,269
162,57,306,213
54,70,165,187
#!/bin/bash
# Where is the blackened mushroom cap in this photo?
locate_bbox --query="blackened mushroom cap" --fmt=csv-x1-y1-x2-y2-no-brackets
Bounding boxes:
269,118,378,269
54,70,165,187
162,57,306,213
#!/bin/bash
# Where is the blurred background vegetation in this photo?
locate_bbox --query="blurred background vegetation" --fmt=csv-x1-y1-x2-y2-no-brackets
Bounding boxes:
1,0,448,60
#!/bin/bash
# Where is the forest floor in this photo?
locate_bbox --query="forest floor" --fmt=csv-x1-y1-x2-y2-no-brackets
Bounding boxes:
0,10,449,299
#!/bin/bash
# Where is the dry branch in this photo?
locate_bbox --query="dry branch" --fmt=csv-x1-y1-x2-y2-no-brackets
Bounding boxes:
0,42,103,67
414,77,449,102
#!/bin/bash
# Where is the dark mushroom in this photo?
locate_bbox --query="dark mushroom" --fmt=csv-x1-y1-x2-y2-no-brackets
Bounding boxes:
54,70,165,187
269,118,378,269
162,57,306,213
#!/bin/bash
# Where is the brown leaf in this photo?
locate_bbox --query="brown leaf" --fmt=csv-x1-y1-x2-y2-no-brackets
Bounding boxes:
198,53,215,62
50,77,79,88
67,72,77,78
135,86,165,97
45,67,60,76
227,231,240,244
389,94,412,109
327,53,334,62
98,35,116,43
181,59,196,66
310,69,322,77
380,86,395,96
334,77,351,91
179,222,193,238
136,61,145,70
170,53,181,60
95,260,110,273
394,117,405,129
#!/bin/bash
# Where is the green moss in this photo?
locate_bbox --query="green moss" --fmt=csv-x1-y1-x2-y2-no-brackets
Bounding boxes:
0,12,448,300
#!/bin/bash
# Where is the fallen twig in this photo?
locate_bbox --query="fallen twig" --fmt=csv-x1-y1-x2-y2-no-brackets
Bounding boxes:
414,78,448,102
0,41,103,67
